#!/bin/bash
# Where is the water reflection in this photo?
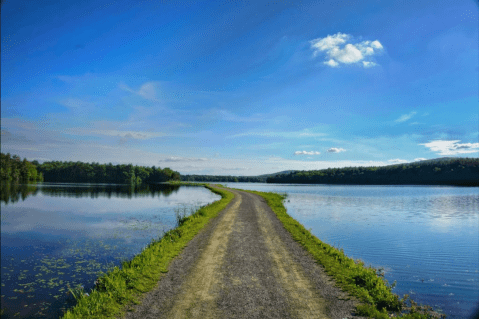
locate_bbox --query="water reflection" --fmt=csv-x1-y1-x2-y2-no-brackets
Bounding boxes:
224,183,479,319
1,182,181,205
1,183,220,318
1,183,40,205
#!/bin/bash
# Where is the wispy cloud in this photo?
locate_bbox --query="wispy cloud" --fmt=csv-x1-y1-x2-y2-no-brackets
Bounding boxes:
395,111,417,123
119,81,162,102
217,109,265,122
310,33,384,68
59,98,96,110
327,147,346,153
158,156,209,163
69,128,167,140
420,140,479,155
229,129,326,139
414,158,428,161
294,151,321,155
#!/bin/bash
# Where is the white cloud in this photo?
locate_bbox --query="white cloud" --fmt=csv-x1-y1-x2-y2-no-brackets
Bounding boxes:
414,158,428,162
138,82,158,100
324,59,339,67
294,151,321,155
159,156,209,163
59,98,95,110
229,129,326,139
217,109,265,122
327,147,346,153
310,33,384,68
395,111,417,123
362,61,377,68
119,81,161,101
420,140,479,155
371,40,383,49
388,159,409,164
87,130,167,140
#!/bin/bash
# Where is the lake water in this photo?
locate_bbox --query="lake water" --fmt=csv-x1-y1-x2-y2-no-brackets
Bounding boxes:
0,183,221,318
224,182,479,319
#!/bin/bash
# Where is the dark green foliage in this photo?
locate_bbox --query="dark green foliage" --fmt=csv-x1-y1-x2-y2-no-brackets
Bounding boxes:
181,174,266,183
0,152,43,182
35,160,180,184
267,158,479,186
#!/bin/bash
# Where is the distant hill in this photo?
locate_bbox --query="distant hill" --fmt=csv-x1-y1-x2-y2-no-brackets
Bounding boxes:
256,170,299,178
180,170,300,183
179,158,479,185
412,157,461,164
266,157,479,186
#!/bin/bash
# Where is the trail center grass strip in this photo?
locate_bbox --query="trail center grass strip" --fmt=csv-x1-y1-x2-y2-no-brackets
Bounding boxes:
239,189,442,319
62,184,234,319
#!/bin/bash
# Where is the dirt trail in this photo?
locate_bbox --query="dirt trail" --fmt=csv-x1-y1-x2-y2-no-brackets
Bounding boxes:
123,186,360,319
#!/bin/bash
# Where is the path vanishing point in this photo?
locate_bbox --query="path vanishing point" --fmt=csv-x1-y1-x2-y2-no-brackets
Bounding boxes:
123,185,362,319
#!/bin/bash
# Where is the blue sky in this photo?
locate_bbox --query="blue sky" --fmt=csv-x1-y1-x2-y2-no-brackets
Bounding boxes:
1,0,478,175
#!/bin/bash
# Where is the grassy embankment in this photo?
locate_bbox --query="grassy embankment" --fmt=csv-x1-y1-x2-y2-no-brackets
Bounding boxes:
62,184,234,319
240,189,442,319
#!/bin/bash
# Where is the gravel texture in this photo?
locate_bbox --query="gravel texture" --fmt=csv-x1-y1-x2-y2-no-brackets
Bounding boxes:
122,186,364,319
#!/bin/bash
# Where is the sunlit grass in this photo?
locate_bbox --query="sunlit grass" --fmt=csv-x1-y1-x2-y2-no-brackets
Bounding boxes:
61,185,234,318
239,189,443,319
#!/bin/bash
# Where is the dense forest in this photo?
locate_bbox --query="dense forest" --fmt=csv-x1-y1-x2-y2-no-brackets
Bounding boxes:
36,160,180,184
180,174,266,183
0,153,180,184
2,152,478,186
0,153,43,182
266,158,479,186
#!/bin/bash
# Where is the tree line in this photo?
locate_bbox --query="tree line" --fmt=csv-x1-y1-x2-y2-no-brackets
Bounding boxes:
37,161,180,184
0,153,43,182
266,158,479,186
1,153,181,184
180,175,266,183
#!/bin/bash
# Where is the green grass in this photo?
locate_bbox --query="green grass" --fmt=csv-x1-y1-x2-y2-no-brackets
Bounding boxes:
239,189,443,319
61,185,234,319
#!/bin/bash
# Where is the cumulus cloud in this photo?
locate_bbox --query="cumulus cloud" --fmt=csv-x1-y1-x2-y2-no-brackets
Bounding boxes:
420,140,479,155
310,33,384,68
294,151,321,155
327,147,346,153
395,111,417,123
414,158,428,162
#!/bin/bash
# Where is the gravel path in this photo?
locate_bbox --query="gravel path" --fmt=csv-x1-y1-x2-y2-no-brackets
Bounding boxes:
122,186,362,319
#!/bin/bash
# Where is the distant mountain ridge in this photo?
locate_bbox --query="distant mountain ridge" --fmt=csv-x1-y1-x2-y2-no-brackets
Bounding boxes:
266,157,479,186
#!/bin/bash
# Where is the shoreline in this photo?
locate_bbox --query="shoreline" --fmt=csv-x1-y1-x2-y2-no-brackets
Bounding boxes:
61,184,443,318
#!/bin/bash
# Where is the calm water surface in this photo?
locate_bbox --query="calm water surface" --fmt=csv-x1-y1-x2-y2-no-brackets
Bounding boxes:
0,183,220,318
225,183,479,318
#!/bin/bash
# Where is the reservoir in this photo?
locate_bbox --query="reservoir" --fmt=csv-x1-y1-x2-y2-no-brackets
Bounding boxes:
224,182,479,319
0,182,221,318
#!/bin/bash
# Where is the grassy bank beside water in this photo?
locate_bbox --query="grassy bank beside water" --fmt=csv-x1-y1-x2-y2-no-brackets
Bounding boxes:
240,188,443,319
62,184,234,318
